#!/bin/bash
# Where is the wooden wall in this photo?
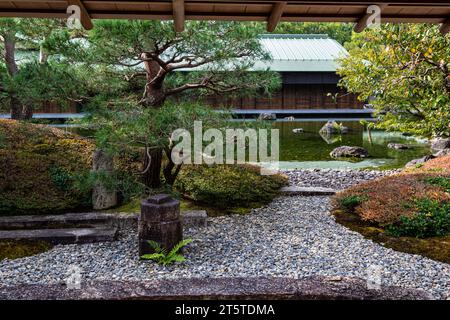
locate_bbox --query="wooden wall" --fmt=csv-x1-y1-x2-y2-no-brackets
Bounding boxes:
33,100,79,113
206,83,362,110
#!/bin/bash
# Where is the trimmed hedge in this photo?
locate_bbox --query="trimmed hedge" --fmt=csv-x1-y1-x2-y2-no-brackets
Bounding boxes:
175,164,288,209
0,120,95,215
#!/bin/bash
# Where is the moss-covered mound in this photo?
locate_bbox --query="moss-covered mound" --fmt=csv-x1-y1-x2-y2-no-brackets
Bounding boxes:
175,164,288,211
334,173,450,226
0,120,95,215
333,159,450,263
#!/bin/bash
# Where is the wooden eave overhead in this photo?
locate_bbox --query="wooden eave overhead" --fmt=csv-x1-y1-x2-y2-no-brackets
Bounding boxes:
0,1,449,33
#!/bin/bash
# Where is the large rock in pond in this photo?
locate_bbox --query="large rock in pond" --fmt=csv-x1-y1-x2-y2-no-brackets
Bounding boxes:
405,155,435,168
319,120,349,135
92,149,118,210
330,146,369,158
387,143,409,150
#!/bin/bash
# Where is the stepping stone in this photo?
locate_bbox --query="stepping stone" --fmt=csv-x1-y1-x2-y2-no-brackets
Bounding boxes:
181,210,208,228
280,186,337,196
0,227,118,245
0,212,112,230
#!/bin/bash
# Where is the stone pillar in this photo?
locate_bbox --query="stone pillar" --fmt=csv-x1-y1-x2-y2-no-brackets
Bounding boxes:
138,194,183,256
92,149,118,210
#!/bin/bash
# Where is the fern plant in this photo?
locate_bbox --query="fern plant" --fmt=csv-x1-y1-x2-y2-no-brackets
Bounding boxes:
140,239,192,266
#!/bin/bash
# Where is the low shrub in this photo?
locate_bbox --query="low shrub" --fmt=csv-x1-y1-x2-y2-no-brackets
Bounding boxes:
337,195,367,212
386,199,450,238
175,164,288,209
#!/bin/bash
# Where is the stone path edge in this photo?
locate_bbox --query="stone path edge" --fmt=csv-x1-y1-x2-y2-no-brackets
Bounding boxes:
0,276,432,300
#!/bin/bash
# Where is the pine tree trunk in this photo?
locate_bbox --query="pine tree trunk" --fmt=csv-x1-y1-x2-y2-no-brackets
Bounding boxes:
141,55,166,108
4,34,33,120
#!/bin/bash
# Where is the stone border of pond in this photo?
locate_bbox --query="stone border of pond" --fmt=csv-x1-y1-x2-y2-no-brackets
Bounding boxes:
0,276,431,300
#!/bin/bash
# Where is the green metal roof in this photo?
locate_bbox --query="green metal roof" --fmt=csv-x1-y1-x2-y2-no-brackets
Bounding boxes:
254,34,348,72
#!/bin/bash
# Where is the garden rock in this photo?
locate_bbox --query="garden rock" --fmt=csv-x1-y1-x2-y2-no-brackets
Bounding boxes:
405,155,435,168
431,138,450,151
330,146,369,158
434,149,450,157
319,121,349,135
92,149,117,210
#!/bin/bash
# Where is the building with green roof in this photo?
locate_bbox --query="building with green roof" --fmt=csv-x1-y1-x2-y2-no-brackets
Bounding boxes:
207,34,362,114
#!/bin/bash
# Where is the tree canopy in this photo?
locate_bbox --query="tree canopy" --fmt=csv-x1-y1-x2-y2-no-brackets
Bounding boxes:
338,24,450,138
0,18,83,119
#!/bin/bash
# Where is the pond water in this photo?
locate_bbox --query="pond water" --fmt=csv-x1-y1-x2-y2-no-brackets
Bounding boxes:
273,121,430,170
55,120,430,170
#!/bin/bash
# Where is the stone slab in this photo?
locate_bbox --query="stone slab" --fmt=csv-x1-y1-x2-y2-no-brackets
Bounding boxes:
280,186,337,196
0,227,118,245
0,212,112,230
181,210,208,228
0,276,432,300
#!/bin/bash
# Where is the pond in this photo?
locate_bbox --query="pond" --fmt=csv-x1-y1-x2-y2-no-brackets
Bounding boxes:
54,119,431,170
273,120,430,170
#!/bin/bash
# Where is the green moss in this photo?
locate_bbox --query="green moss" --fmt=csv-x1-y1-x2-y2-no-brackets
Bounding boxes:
175,164,288,212
0,240,52,260
333,209,450,264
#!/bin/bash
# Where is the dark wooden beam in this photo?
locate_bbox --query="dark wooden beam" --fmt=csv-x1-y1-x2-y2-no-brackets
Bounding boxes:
173,0,185,32
267,2,286,32
354,3,388,33
440,19,450,35
68,0,93,30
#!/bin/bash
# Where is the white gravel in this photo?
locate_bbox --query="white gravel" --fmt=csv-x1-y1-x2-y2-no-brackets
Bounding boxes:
1,169,449,299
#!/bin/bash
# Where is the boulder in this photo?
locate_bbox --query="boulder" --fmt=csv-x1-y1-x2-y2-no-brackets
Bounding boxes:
431,138,450,151
330,146,369,158
434,149,450,157
387,143,409,150
319,120,348,135
258,113,276,120
292,128,304,134
405,155,435,168
92,149,118,210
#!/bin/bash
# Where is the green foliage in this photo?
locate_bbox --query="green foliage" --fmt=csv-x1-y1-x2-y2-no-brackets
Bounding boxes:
3,61,84,108
83,100,231,153
141,239,192,266
387,199,450,238
49,166,72,192
338,195,367,212
338,24,450,138
68,20,280,104
175,164,288,209
0,18,86,113
272,22,353,45
424,176,450,193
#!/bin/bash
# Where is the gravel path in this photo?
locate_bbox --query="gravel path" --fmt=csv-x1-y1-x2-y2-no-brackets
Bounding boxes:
1,169,449,299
